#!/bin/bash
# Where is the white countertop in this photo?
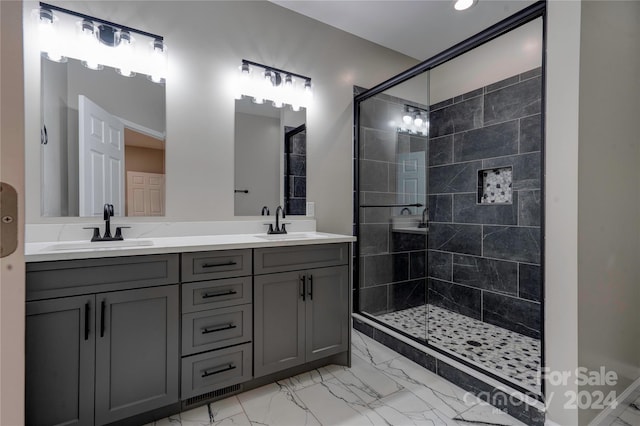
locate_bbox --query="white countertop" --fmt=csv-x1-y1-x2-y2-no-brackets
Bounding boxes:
25,232,356,262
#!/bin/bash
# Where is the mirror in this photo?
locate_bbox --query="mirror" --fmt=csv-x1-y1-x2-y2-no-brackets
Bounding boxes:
234,97,306,216
40,56,166,217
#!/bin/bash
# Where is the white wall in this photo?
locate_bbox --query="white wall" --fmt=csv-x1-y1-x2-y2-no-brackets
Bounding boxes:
545,1,640,424
41,59,68,216
545,1,582,424
65,59,165,133
0,1,26,423
24,0,419,234
577,1,640,424
234,112,280,215
429,18,542,104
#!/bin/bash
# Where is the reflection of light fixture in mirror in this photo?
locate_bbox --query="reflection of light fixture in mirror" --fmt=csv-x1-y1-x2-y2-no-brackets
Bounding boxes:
115,31,135,77
149,39,167,84
36,2,166,83
454,0,477,11
79,20,103,70
37,6,66,63
237,59,312,111
398,105,428,135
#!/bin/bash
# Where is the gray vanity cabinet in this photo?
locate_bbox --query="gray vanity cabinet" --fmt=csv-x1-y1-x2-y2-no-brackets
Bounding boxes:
254,271,306,376
94,285,179,425
26,254,180,426
304,265,350,362
180,250,253,401
26,296,95,426
253,244,350,378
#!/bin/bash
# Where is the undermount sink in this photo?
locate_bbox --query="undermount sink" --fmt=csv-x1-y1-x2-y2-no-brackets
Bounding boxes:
45,239,154,251
255,233,324,241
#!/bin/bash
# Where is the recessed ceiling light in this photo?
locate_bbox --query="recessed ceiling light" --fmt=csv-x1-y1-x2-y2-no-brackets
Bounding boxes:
454,0,478,11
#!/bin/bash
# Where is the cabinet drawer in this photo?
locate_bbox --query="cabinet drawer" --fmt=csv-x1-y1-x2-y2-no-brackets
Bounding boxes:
182,305,252,356
254,243,349,275
182,250,252,282
181,343,252,399
26,254,180,301
182,277,252,313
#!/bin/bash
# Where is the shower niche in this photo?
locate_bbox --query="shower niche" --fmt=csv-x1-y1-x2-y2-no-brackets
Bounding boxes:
478,167,513,204
354,11,544,408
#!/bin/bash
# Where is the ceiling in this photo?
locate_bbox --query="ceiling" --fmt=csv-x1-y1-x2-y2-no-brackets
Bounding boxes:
270,0,536,60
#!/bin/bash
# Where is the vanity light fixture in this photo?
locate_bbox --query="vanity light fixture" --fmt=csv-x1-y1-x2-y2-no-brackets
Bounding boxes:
37,6,66,63
454,0,478,11
237,59,313,111
35,2,167,83
398,105,429,135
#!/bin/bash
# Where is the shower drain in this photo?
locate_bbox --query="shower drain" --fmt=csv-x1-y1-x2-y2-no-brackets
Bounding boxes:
466,340,482,347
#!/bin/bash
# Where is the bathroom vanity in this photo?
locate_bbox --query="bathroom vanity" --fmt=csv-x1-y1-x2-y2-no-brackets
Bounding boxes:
25,232,354,426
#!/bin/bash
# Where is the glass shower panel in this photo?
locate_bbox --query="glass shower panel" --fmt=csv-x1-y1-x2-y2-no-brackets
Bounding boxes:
357,72,430,342
426,18,544,395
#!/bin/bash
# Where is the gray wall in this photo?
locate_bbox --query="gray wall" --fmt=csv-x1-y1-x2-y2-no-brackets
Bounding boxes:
426,68,542,340
545,1,640,423
577,1,640,424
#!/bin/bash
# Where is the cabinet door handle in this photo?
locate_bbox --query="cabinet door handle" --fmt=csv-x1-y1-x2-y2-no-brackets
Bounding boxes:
300,275,306,301
201,363,236,378
100,300,105,338
308,275,313,300
202,324,236,334
84,302,90,340
202,290,237,299
201,261,237,269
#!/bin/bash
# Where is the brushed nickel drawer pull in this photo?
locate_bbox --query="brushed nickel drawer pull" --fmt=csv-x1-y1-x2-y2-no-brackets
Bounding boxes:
201,324,236,334
202,363,236,378
202,290,237,299
201,261,237,268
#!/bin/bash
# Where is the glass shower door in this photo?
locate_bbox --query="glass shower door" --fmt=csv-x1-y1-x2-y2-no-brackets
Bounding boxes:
356,73,430,342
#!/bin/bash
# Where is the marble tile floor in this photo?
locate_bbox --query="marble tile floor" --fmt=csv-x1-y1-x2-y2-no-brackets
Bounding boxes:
147,330,527,426
376,304,541,393
601,386,640,426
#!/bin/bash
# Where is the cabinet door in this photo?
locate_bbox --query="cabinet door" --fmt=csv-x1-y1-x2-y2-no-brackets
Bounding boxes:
95,285,179,425
305,266,350,362
254,271,305,377
26,296,95,426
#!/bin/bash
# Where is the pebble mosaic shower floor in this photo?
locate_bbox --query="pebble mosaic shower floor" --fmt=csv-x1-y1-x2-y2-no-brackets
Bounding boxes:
376,304,542,393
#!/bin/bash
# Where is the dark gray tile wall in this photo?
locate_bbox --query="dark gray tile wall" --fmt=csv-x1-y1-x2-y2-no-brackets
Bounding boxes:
358,93,429,315
285,128,306,215
426,68,542,339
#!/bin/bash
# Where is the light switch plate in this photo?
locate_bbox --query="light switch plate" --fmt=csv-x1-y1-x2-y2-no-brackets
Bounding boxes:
306,202,315,217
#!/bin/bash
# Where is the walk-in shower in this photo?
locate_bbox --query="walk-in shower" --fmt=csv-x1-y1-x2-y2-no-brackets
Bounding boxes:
354,7,545,400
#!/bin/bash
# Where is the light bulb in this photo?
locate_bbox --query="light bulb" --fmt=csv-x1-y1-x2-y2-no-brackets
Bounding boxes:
402,114,412,125
414,114,424,127
79,20,103,70
37,8,66,63
148,39,167,84
116,31,135,77
454,0,477,11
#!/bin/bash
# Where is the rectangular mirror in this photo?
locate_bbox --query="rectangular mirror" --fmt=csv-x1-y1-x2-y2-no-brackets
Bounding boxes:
41,56,166,217
234,97,306,216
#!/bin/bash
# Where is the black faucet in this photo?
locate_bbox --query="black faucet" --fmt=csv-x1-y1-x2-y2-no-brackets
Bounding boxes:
103,203,114,239
84,203,129,241
418,207,429,229
267,205,287,234
261,206,270,216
